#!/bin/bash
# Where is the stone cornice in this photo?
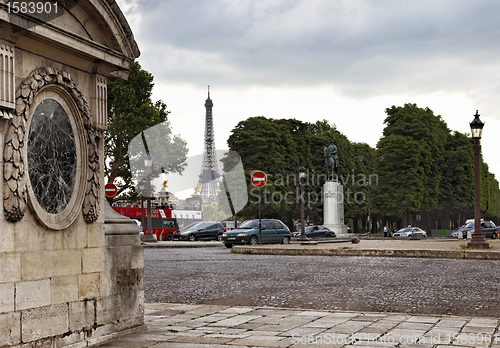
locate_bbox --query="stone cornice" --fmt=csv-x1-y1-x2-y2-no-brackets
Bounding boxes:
0,0,140,72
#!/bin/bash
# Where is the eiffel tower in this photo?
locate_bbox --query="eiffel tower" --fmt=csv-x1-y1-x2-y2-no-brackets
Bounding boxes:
198,86,221,206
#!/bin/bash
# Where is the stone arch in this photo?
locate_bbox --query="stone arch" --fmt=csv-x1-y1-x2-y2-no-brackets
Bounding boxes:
4,67,100,226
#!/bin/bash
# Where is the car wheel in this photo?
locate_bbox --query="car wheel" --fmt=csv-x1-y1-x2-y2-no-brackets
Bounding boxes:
217,234,222,241
249,235,258,245
326,233,333,238
188,234,196,241
492,233,497,239
224,243,233,248
165,233,173,241
282,236,290,244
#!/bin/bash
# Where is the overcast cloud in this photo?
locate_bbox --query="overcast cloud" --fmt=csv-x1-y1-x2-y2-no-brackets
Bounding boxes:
116,0,500,179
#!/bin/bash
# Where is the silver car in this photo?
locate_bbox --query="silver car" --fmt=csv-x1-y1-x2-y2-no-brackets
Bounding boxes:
393,227,426,238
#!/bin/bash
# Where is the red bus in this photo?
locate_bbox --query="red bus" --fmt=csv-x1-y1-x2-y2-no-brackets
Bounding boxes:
113,206,203,241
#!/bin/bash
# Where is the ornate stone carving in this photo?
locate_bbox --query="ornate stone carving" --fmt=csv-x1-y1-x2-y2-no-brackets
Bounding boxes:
4,67,100,224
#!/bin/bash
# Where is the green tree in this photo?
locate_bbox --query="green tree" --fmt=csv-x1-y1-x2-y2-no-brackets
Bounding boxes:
439,131,474,222
374,134,426,218
105,62,188,201
382,104,449,212
351,142,379,232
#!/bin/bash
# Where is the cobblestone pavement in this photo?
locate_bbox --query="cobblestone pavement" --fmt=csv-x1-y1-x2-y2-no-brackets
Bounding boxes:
96,302,500,348
145,248,500,318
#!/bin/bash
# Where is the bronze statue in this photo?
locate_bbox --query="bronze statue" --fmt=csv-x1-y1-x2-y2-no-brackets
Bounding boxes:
324,140,339,180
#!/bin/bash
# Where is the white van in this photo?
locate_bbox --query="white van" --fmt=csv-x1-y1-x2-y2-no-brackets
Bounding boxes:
465,218,483,225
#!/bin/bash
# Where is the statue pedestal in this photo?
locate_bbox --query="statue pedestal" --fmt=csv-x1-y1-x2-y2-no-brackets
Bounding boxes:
323,181,349,237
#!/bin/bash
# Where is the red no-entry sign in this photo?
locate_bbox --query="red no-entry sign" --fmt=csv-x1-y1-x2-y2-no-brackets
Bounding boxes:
251,171,267,188
105,183,118,198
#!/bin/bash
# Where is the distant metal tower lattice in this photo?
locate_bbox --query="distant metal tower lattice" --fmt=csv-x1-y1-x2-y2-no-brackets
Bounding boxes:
198,86,220,206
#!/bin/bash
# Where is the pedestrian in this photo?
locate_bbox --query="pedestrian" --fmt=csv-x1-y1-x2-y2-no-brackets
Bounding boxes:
383,225,388,238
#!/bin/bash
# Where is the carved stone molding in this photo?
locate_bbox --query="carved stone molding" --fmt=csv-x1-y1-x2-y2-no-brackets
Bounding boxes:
4,67,100,225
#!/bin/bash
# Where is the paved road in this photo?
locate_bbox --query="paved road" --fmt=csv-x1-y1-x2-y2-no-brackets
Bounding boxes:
144,248,500,318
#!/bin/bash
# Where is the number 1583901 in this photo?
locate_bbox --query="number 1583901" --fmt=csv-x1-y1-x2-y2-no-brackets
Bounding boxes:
7,2,58,15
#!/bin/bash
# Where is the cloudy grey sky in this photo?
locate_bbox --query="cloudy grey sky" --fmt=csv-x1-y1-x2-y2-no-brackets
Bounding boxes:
116,0,500,180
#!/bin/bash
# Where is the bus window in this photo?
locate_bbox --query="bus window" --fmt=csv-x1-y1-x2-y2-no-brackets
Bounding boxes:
163,219,178,229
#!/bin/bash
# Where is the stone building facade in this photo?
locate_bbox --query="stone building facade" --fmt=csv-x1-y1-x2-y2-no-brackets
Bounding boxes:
0,1,143,347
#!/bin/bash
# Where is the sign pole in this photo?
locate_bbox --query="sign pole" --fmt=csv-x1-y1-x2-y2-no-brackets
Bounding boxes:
250,170,267,245
258,187,262,243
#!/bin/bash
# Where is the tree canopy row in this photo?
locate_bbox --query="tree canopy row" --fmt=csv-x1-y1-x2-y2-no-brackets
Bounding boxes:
225,104,500,232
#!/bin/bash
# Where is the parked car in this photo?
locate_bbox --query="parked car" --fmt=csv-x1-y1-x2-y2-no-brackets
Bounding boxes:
291,225,336,238
221,219,291,248
456,221,498,239
392,227,426,238
409,229,427,238
451,227,463,238
132,219,142,229
172,221,225,241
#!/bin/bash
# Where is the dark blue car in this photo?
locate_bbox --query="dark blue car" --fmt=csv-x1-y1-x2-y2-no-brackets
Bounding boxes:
455,221,498,239
221,219,291,248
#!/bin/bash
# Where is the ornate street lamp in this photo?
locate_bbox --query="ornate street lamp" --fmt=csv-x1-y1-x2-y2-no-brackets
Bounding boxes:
298,164,309,242
143,151,157,243
467,111,489,249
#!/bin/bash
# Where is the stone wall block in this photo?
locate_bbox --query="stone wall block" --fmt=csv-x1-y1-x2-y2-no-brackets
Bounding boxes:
76,222,87,250
0,252,21,283
78,273,100,299
43,230,64,251
69,300,95,332
105,234,139,247
0,282,15,313
104,246,133,272
130,245,144,269
0,311,21,345
14,223,44,252
16,279,51,310
54,331,85,348
88,225,105,248
20,337,54,348
82,247,105,273
51,276,79,304
106,267,144,298
87,323,118,347
44,228,78,251
21,250,82,281
119,289,144,321
95,295,120,325
99,272,113,297
21,303,69,342
0,225,15,253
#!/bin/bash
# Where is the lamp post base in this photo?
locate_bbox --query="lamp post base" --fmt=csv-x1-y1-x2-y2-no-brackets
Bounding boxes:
297,235,309,242
143,233,158,243
466,234,489,249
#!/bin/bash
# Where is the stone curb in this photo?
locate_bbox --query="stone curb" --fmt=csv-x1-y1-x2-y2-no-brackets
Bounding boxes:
232,246,500,259
143,241,224,248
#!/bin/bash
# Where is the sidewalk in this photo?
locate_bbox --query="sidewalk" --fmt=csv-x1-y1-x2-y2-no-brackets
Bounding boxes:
96,302,500,348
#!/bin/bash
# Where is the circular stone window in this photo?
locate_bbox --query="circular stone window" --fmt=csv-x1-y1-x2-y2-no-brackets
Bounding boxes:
28,98,76,213
26,91,86,230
